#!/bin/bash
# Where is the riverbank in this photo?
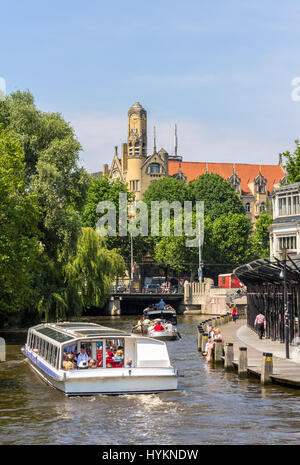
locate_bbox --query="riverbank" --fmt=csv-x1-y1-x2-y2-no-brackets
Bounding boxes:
212,319,300,389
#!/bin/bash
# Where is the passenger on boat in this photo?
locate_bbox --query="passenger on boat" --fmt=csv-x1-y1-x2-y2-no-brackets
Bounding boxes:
133,316,145,333
158,299,166,310
113,349,124,367
125,358,132,367
111,344,118,354
106,351,115,367
164,321,174,332
153,322,164,332
88,358,97,368
74,344,90,369
144,317,151,325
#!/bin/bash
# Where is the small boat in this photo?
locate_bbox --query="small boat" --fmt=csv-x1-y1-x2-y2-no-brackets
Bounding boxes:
148,328,179,341
143,307,177,325
21,322,178,395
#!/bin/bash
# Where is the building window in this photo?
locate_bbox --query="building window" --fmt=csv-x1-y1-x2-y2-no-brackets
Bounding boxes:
279,194,300,216
134,142,139,156
130,180,140,192
245,202,251,213
260,202,265,213
278,236,297,250
150,163,160,174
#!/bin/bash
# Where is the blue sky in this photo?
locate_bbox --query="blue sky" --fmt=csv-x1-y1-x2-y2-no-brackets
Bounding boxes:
1,0,300,172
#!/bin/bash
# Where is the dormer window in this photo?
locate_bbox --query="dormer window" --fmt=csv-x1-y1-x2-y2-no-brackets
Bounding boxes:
254,173,267,194
228,172,241,193
149,163,160,174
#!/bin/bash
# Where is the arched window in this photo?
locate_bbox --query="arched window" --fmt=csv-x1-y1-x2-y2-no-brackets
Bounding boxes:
245,202,251,213
149,163,160,174
260,202,265,213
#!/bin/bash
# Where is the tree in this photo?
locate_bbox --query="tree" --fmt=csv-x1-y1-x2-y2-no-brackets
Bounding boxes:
189,173,245,221
204,212,252,277
282,141,300,183
82,176,133,229
250,210,273,258
0,127,41,326
143,177,190,207
66,228,125,310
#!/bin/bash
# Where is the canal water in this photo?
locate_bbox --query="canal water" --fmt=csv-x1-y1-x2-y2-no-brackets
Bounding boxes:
1,315,300,445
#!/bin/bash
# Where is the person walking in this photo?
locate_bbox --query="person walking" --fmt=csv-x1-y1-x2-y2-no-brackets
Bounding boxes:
254,312,266,339
232,305,237,323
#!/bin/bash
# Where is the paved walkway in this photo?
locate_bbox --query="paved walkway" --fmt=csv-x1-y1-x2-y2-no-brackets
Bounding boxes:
217,318,300,388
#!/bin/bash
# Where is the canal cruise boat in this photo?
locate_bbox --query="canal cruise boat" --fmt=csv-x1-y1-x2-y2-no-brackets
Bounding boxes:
21,322,178,396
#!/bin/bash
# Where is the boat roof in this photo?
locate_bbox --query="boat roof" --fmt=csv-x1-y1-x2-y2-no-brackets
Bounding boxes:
31,322,131,344
144,309,176,315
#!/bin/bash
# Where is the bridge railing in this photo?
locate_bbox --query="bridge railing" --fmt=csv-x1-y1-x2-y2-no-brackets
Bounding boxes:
111,285,184,295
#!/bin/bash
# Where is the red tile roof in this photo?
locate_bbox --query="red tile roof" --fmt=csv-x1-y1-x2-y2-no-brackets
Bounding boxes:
168,161,285,195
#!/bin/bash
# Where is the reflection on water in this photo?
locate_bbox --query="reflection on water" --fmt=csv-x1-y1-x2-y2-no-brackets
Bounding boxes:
1,315,300,445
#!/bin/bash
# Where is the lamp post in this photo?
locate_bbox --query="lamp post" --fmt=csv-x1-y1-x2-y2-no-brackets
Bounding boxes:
198,220,203,283
130,232,134,292
280,247,290,359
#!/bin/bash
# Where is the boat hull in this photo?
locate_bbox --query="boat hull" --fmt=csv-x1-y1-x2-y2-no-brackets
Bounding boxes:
24,351,178,396
148,331,179,341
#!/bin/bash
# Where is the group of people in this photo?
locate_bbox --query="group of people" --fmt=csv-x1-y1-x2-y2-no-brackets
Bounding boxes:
203,326,224,362
62,343,132,370
134,315,175,334
145,300,173,311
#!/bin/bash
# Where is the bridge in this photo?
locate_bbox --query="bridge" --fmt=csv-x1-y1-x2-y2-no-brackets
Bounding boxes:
107,292,184,315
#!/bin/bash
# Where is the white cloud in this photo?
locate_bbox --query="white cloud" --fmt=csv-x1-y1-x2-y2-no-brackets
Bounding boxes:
68,111,291,173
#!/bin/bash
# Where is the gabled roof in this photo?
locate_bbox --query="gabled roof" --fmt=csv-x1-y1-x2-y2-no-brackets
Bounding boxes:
168,161,285,195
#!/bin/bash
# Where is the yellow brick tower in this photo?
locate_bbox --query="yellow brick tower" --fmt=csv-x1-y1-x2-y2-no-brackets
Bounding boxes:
126,102,147,201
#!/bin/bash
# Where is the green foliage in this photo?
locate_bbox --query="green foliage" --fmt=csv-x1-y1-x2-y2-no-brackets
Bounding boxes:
143,177,190,207
0,128,41,325
282,141,300,183
189,173,245,220
250,210,273,258
0,91,120,326
82,176,133,228
66,228,125,309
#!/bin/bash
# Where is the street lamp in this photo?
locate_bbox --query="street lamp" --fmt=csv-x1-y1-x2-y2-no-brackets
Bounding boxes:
198,220,203,283
280,247,290,359
130,232,134,291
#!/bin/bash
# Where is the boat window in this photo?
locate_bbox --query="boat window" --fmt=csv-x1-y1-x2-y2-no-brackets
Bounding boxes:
37,337,42,353
106,338,124,368
51,346,57,366
96,342,103,367
42,340,48,360
27,331,32,348
46,343,53,363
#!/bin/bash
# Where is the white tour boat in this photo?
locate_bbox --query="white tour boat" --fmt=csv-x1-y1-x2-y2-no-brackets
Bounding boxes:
21,322,178,395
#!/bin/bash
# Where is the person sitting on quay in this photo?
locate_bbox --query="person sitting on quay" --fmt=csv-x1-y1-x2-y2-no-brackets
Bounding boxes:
203,338,215,362
203,327,224,361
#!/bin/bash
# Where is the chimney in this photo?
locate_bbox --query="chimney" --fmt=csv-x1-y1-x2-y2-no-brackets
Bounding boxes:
121,143,128,172
103,164,109,175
